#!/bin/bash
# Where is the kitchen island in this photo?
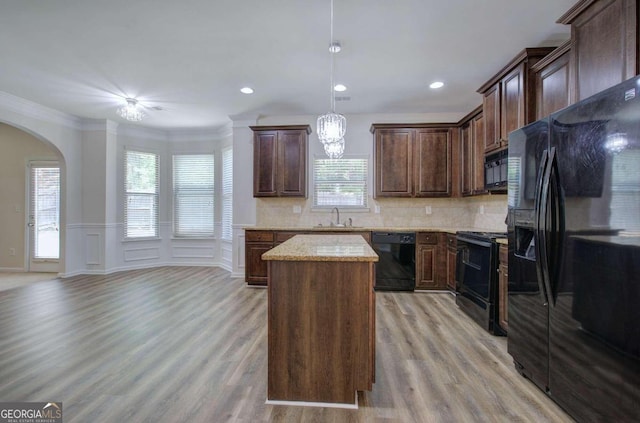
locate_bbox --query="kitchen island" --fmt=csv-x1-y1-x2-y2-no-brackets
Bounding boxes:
262,234,378,407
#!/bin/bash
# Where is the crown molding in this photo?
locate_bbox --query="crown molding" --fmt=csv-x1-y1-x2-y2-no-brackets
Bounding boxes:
0,90,83,130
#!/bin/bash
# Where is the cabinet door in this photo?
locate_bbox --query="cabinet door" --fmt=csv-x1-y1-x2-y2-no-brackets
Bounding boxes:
277,130,307,197
569,0,637,101
483,84,501,153
471,113,487,195
375,129,414,197
501,63,525,149
536,49,571,119
414,128,451,197
416,243,437,290
245,242,273,285
460,123,472,196
253,131,278,197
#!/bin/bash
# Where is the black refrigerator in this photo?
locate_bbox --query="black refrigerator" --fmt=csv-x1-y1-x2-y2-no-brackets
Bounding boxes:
507,75,640,422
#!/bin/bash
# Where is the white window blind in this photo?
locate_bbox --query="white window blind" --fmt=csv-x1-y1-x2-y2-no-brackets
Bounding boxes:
125,150,159,238
313,157,368,208
173,154,215,237
30,164,60,259
222,148,233,240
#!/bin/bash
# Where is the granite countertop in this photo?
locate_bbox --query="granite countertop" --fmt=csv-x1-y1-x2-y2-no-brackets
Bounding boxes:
244,226,502,235
262,234,379,262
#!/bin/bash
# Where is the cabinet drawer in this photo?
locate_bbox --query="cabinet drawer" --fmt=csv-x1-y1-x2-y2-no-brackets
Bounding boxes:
446,234,457,249
246,231,274,242
416,232,438,245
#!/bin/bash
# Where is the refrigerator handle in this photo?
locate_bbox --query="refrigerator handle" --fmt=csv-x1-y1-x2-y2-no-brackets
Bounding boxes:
548,148,564,306
539,147,556,308
534,149,550,305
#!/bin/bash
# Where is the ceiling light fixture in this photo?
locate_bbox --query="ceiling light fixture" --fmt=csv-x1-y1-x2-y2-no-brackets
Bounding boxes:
316,0,346,159
430,81,444,89
240,87,254,94
334,84,347,92
117,98,144,122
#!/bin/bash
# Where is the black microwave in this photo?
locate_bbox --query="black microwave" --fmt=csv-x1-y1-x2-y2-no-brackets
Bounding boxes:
484,149,508,191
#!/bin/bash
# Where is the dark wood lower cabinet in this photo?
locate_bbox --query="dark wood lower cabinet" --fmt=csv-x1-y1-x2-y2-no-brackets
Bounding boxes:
245,230,275,286
267,260,375,404
416,232,447,290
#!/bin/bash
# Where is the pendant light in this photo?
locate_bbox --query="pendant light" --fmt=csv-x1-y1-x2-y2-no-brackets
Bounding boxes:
316,0,346,159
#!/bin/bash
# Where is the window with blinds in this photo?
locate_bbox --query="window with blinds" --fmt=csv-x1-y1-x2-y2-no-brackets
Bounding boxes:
172,154,215,237
313,157,368,208
610,148,640,232
125,150,159,238
221,148,233,240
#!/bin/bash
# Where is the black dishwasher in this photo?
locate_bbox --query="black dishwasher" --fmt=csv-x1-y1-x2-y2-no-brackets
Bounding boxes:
371,232,416,291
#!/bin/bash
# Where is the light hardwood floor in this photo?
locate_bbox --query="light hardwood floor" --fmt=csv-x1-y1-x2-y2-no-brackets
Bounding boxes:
0,267,573,422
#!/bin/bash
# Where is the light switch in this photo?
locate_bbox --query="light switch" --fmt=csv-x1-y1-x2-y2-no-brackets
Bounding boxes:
293,205,302,214
425,206,432,215
15,205,20,213
374,205,380,214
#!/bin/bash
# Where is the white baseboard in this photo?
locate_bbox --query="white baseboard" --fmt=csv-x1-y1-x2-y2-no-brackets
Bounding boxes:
0,267,26,272
60,262,227,278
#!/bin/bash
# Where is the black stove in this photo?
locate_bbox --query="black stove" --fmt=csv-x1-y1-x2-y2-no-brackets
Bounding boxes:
455,230,506,336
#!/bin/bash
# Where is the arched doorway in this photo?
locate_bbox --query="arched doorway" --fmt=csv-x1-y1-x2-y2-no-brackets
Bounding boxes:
0,123,65,274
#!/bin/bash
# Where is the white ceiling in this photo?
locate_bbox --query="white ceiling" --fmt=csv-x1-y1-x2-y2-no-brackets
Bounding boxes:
0,0,576,129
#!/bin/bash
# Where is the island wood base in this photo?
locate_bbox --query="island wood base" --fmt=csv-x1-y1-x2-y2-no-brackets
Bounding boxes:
267,260,375,405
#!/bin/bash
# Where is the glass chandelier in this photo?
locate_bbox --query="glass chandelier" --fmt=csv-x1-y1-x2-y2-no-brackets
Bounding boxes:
316,0,346,158
117,98,144,122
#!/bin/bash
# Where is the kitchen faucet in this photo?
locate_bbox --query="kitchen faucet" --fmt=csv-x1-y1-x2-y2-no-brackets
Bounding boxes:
331,207,340,226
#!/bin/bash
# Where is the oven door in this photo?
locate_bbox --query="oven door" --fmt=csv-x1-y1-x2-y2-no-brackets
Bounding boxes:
456,235,492,302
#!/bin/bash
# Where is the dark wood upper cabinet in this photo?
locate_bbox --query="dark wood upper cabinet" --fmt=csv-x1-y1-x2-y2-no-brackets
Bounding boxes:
374,128,414,197
459,106,486,197
501,63,526,141
414,128,452,197
482,84,501,153
478,48,555,154
372,124,454,198
532,41,572,119
558,0,638,102
251,125,310,198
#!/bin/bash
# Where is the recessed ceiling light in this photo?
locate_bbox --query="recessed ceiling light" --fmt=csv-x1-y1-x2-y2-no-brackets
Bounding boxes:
240,87,254,94
334,84,347,92
430,81,444,89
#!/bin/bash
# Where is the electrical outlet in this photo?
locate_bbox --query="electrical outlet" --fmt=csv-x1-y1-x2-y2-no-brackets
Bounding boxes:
9,248,15,256
292,205,302,214
479,205,485,214
374,205,380,214
14,205,20,213
425,206,432,215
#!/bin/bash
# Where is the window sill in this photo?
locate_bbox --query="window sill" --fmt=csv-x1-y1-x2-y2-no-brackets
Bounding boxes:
122,237,162,243
170,236,217,241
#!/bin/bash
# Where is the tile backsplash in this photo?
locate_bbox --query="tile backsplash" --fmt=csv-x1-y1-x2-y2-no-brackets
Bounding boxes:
256,195,507,231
